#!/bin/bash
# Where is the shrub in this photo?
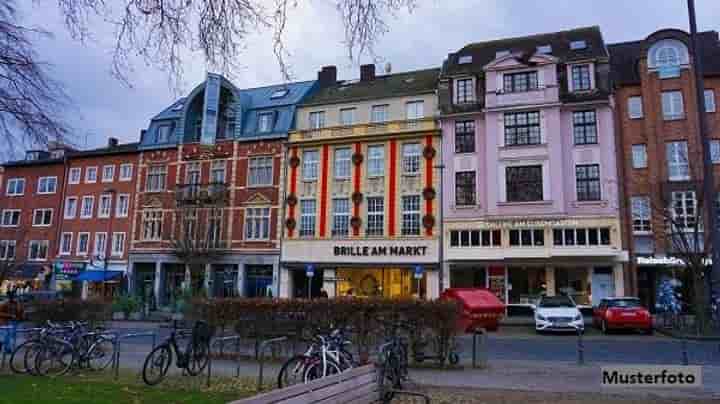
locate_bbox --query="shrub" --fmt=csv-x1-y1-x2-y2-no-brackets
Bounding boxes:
111,294,140,316
30,298,111,325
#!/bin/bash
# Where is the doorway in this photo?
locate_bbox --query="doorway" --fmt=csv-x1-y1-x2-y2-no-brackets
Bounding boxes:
591,267,615,306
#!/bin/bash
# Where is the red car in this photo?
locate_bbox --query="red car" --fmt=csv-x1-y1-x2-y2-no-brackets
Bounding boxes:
593,297,653,335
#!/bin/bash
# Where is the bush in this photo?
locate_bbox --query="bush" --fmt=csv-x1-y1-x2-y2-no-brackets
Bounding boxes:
111,294,140,316
30,298,111,325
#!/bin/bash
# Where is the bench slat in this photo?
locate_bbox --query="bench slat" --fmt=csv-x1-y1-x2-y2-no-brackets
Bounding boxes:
305,373,377,404
325,382,379,404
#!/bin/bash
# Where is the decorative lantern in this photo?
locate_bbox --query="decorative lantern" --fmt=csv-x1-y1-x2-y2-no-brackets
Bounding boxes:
352,152,364,166
423,145,436,159
423,187,436,201
289,155,300,168
352,192,364,205
286,194,298,206
422,214,435,229
350,216,362,229
285,218,296,231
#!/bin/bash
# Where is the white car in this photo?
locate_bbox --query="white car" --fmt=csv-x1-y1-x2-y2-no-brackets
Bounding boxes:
534,295,584,333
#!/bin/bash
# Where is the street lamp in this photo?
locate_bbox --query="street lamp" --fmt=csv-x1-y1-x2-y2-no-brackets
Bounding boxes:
434,164,446,294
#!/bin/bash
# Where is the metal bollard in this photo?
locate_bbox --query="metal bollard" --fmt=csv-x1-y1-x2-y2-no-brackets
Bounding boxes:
472,328,487,369
681,339,689,366
576,326,585,366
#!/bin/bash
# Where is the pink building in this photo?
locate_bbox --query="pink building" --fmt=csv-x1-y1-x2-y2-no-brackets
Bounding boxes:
438,27,629,312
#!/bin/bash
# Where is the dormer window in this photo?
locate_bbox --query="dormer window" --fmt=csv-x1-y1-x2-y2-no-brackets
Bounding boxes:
536,45,552,54
495,50,510,59
454,78,475,104
171,101,184,111
503,71,538,93
570,40,587,50
270,88,290,99
25,151,40,161
571,64,592,91
458,55,473,64
157,125,171,143
648,39,689,75
258,112,274,132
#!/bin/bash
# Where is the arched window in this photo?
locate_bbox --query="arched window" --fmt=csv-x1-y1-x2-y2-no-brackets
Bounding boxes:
648,39,689,70
656,46,680,67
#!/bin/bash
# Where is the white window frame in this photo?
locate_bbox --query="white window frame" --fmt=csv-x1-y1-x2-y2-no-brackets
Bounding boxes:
76,232,90,256
367,145,385,177
309,111,325,129
258,112,274,133
146,165,167,192
80,196,95,219
59,233,73,256
334,148,352,180
705,89,716,113
339,108,356,126
27,240,49,261
142,210,163,241
248,156,273,187
64,196,78,219
116,194,130,218
119,164,133,181
302,150,319,181
94,232,107,258
299,199,316,237
332,198,350,237
631,196,652,234
666,141,690,181
98,194,112,218
662,91,684,120
5,178,25,196
568,63,594,92
366,197,384,236
401,195,421,236
710,140,720,164
102,165,115,182
402,143,422,176
632,144,648,169
628,96,643,119
210,160,226,184
1,209,21,227
406,101,424,120
371,104,389,123
245,207,271,241
37,176,57,194
670,191,697,232
69,168,82,184
32,208,53,227
0,240,17,260
85,166,98,183
111,232,126,257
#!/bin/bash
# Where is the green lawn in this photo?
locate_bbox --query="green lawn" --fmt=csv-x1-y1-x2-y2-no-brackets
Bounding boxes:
0,373,257,404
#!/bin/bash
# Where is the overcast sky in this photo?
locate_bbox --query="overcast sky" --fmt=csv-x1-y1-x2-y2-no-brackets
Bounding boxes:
17,0,720,149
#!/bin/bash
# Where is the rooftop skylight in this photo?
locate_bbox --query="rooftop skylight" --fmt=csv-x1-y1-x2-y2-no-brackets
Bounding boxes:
270,88,290,99
570,40,587,50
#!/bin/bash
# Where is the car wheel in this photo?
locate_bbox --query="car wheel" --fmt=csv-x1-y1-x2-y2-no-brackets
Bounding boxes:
601,320,608,334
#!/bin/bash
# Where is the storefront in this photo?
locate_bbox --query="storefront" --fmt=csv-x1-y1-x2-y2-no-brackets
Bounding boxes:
280,239,440,299
635,256,702,314
52,262,84,297
1,263,52,294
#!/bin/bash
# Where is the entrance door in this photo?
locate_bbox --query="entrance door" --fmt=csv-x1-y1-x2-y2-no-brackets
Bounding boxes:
245,265,274,298
591,267,615,307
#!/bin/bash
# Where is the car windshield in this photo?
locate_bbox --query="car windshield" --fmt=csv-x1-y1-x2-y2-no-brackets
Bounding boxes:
538,296,575,308
607,299,641,308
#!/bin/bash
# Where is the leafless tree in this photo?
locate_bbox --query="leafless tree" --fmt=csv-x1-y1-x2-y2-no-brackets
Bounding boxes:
0,1,70,158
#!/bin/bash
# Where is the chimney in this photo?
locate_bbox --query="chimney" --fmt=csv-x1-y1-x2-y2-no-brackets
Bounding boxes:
108,137,119,148
317,65,337,88
360,64,376,81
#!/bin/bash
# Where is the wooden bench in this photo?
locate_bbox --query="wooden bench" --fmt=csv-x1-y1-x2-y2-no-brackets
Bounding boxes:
229,364,429,404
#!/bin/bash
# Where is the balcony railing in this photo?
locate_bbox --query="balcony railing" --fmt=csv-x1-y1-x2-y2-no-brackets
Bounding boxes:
291,118,438,142
176,183,229,206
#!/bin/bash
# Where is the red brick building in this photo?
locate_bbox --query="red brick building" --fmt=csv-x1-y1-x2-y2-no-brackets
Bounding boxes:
609,29,720,310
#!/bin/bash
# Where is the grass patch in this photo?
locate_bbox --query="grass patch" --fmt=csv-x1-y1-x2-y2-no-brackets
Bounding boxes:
0,372,263,404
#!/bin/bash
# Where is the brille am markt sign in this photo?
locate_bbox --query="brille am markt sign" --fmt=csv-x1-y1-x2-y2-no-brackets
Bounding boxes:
333,245,429,257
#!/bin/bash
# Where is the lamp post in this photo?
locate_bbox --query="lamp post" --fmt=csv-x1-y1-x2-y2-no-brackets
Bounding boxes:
434,164,446,294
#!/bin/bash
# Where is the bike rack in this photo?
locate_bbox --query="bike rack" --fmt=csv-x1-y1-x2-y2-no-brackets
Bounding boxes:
257,336,287,392
0,326,42,369
112,331,158,380
471,328,487,369
206,335,243,387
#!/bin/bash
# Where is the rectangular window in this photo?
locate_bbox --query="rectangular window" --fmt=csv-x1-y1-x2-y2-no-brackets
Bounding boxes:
142,211,163,241
116,194,129,217
119,164,133,181
371,104,389,123
309,111,325,129
632,144,648,168
98,194,112,218
32,209,53,226
245,207,271,240
80,196,94,219
69,168,81,184
183,210,197,241
402,143,421,175
258,112,274,132
77,233,89,255
111,233,126,257
572,110,597,145
671,191,697,231
59,233,72,255
455,120,476,153
455,78,474,104
576,164,601,201
406,101,424,120
0,210,20,227
571,64,592,91
503,71,538,92
705,89,716,112
27,240,48,261
211,160,226,184
449,230,501,247
332,198,350,237
334,148,352,179
94,233,107,258
37,176,57,194
666,141,690,181
299,200,316,237
157,125,171,143
248,156,273,186
64,197,78,219
662,91,684,120
710,140,720,164
506,165,543,202
146,165,167,191
5,178,24,196
207,210,222,247
367,145,385,177
455,171,476,206
631,196,652,233
504,111,541,146
85,166,98,183
552,228,610,246
509,229,545,247
102,165,115,182
0,240,16,260
628,96,643,119
401,195,421,236
302,150,319,181
366,197,384,236
340,108,356,126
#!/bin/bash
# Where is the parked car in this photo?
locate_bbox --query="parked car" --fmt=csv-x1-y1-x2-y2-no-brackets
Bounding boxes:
533,295,584,333
593,297,652,335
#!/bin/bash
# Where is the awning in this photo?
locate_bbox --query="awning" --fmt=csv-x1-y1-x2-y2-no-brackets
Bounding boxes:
6,263,50,280
74,270,124,282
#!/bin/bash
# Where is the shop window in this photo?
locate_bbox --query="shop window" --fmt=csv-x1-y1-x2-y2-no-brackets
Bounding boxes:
449,230,501,247
552,227,611,246
508,229,544,247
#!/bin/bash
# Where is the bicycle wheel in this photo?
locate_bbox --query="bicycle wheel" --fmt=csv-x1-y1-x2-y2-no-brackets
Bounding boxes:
23,343,44,376
35,339,75,377
379,352,401,401
142,344,172,386
277,355,310,388
303,357,341,382
9,340,37,374
338,348,355,371
185,341,209,376
87,337,116,371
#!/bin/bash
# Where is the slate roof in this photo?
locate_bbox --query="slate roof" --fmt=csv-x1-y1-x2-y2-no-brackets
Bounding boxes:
443,26,608,77
300,68,440,106
68,142,139,158
3,157,64,168
608,30,720,86
152,98,186,121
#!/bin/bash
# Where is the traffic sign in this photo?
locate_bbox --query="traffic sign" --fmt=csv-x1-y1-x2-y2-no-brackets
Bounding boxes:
306,264,315,278
414,265,423,280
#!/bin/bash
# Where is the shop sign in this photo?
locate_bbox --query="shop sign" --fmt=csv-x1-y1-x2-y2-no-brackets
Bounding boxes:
472,218,580,229
333,245,429,257
54,262,84,281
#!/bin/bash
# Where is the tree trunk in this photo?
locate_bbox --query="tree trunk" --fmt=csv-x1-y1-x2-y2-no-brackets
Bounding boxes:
692,271,709,334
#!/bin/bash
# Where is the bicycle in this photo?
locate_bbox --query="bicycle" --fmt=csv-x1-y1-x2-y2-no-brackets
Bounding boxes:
142,321,213,386
33,321,116,377
277,327,355,388
377,319,411,400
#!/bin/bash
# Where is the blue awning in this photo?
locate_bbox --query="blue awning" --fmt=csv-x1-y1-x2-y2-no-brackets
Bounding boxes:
74,270,123,282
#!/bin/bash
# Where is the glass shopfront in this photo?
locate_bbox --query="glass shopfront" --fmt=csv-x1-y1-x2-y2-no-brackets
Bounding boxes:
507,267,546,305
336,268,425,298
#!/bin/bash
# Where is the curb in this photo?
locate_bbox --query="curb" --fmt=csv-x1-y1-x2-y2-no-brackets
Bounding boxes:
653,327,720,341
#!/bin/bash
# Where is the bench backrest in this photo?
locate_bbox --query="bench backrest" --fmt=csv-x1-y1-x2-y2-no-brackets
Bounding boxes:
229,365,380,404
